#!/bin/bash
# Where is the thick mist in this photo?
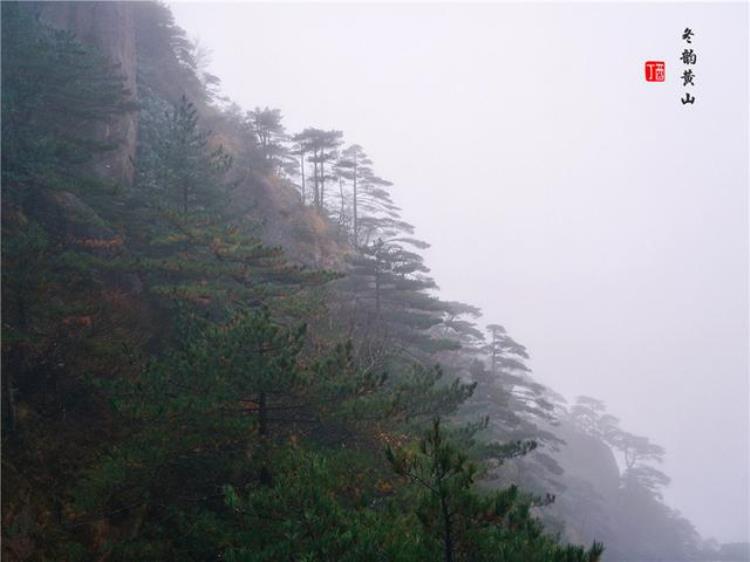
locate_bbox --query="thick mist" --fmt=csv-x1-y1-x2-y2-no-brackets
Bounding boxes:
169,1,749,543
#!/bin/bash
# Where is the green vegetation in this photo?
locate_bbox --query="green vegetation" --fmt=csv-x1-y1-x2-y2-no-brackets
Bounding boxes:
1,2,709,560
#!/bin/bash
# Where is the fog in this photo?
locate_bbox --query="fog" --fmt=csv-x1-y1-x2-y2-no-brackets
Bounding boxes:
170,1,748,543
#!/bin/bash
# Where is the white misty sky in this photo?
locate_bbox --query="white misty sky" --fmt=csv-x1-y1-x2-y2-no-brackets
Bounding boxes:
169,1,749,543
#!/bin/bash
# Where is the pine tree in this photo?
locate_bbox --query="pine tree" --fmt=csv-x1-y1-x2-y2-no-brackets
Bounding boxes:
337,235,461,371
2,4,621,559
147,95,231,215
1,2,135,193
132,92,330,313
387,419,605,562
292,128,343,211
336,144,395,247
1,2,136,435
246,106,290,175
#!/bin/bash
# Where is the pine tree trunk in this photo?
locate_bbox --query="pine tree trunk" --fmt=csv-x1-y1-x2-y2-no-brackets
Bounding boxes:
313,153,320,208
338,175,345,226
320,160,325,211
352,160,358,247
3,296,28,434
3,361,16,433
441,496,454,562
375,266,381,319
491,332,498,374
300,152,306,205
258,390,272,486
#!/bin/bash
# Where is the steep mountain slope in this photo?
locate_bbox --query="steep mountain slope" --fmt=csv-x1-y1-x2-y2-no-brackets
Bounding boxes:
1,2,714,561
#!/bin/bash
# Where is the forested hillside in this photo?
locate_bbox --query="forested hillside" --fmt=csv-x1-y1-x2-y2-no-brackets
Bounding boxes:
1,3,726,561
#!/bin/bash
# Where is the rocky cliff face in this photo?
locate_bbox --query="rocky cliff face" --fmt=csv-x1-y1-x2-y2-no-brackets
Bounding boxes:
551,421,622,549
39,2,138,186
554,422,621,497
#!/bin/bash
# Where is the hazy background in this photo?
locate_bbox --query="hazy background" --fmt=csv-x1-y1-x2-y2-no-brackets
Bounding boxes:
169,1,749,543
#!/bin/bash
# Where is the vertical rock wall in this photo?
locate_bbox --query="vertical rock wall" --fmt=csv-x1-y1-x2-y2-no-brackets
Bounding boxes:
39,2,138,186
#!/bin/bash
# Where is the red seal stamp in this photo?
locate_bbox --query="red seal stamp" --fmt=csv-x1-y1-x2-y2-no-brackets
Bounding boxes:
644,61,665,82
